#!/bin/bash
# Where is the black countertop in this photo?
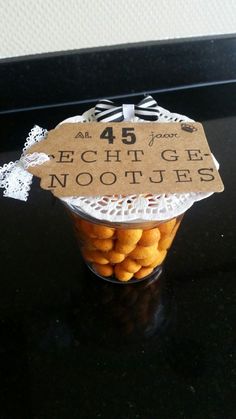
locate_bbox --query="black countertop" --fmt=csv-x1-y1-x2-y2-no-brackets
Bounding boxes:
1,62,236,417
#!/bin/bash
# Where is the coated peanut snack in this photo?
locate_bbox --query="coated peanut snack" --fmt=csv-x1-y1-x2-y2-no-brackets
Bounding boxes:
73,215,183,282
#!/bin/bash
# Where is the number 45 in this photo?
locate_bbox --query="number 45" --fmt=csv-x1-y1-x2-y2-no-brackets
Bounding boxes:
100,127,136,144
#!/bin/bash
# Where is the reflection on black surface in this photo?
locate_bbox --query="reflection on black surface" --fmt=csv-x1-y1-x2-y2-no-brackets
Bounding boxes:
69,268,175,344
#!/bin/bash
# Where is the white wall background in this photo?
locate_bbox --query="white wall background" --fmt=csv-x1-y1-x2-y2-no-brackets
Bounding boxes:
1,0,236,59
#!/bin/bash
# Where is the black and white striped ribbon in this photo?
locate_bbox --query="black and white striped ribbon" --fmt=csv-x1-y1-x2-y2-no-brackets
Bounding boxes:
94,95,159,122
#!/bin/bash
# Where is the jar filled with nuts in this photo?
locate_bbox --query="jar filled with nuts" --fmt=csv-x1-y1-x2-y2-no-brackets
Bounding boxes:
68,208,184,283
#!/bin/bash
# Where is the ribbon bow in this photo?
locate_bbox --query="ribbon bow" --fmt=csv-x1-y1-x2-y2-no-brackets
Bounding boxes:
95,95,159,122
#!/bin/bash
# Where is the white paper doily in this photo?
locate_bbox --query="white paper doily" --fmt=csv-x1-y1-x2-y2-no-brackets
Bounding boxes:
59,104,218,222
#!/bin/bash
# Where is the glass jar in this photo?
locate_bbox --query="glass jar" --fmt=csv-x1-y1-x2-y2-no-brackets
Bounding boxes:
67,206,184,284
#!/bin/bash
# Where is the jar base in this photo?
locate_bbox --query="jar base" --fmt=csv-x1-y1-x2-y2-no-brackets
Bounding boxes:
86,263,163,285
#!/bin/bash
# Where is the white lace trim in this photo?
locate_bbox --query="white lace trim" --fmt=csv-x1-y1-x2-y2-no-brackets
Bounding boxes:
0,125,49,201
21,152,50,169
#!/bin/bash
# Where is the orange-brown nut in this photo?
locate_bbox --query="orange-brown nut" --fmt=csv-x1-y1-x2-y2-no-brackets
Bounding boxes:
90,238,114,252
115,242,136,254
138,251,159,267
73,216,82,229
114,265,134,281
149,250,167,268
80,220,97,238
159,219,181,251
138,228,160,246
171,220,181,237
158,235,174,251
83,249,109,265
82,240,97,250
158,218,176,235
116,229,143,245
74,225,85,240
92,263,113,277
107,250,125,264
129,244,157,260
134,267,154,279
91,225,115,239
82,248,96,262
120,257,141,273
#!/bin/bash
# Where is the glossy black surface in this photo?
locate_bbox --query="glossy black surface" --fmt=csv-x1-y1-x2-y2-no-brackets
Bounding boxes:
0,85,236,419
1,34,236,113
